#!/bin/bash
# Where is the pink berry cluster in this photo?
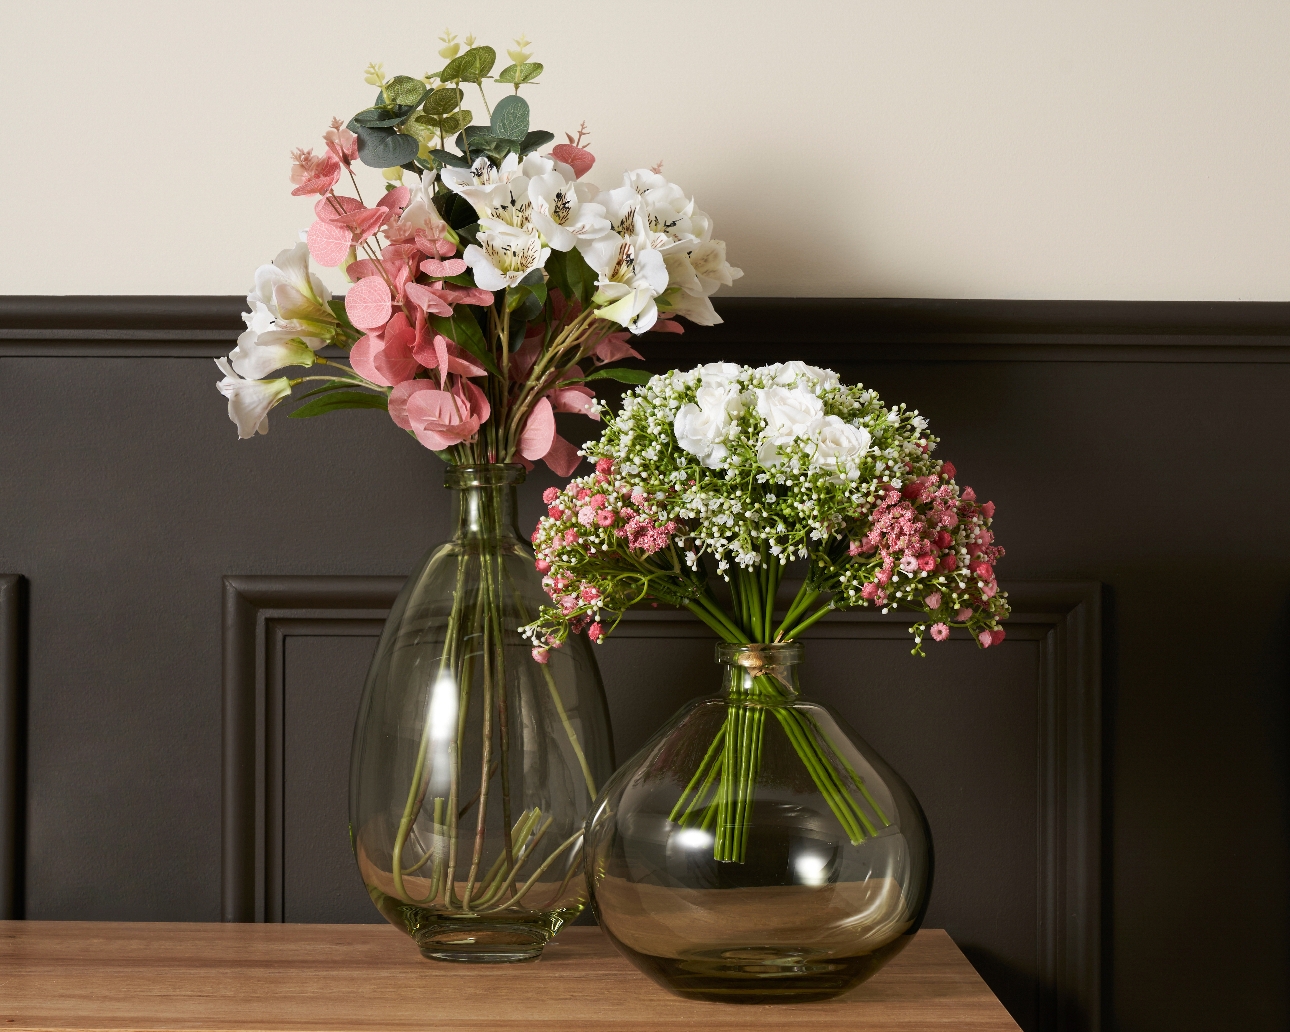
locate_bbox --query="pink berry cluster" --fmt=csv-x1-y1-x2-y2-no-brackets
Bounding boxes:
526,458,698,663
837,460,1008,650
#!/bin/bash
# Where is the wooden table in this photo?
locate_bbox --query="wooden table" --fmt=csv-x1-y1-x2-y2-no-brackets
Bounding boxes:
0,922,1020,1031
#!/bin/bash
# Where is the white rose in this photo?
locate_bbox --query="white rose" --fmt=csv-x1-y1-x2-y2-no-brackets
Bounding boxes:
772,361,840,390
811,415,871,471
756,385,824,441
696,362,742,389
674,402,724,463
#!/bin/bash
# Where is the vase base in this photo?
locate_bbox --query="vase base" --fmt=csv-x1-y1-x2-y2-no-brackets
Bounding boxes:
419,945,545,964
606,934,913,1004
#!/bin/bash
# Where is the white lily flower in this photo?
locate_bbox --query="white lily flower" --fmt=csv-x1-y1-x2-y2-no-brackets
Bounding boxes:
688,238,743,294
462,219,551,290
623,169,704,255
245,243,335,350
662,252,720,326
397,170,451,237
228,330,317,379
215,357,292,439
528,170,612,252
587,231,669,335
440,153,522,195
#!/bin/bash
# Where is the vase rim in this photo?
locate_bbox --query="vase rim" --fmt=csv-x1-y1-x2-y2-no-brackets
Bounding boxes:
716,641,804,667
444,463,527,489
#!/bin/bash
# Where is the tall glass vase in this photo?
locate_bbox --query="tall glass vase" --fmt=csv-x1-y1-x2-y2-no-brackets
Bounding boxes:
585,642,932,1002
349,464,614,962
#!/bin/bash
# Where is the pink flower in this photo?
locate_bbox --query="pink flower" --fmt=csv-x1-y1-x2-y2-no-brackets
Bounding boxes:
595,457,614,477
575,489,591,502
578,506,595,526
917,555,937,572
991,628,1006,645
940,555,958,572
934,531,953,549
580,585,601,603
324,119,358,166
956,607,973,622
587,622,604,643
900,555,920,574
289,149,341,196
978,630,993,648
982,581,998,598
596,509,615,527
563,529,579,545
630,488,647,506
542,487,560,504
589,493,607,508
531,647,550,664
534,560,550,573
981,501,996,518
940,461,956,479
861,582,881,600
962,487,977,502
925,591,942,610
930,623,950,642
971,561,994,581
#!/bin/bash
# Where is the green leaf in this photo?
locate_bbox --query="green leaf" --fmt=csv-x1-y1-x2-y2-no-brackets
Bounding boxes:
289,391,389,418
441,46,496,84
545,247,598,307
583,367,654,384
427,148,470,169
497,62,543,85
430,310,501,378
507,317,528,352
295,380,362,401
519,129,555,156
423,87,464,115
352,125,419,169
351,106,410,128
383,75,426,106
490,95,530,140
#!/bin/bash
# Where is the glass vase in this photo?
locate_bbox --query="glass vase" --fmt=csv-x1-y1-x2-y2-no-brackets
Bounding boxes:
585,641,932,1002
349,464,614,962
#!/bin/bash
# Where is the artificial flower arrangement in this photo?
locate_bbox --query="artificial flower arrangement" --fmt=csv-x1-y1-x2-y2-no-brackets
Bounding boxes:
523,361,1009,859
214,34,740,466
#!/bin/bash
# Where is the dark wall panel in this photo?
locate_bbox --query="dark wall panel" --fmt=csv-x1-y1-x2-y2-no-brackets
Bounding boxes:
2,297,1288,1032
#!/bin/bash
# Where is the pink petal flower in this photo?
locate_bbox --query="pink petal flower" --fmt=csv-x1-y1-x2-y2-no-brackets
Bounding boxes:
345,277,394,330
956,607,973,622
307,219,352,267
981,501,996,518
551,144,595,179
519,397,556,461
930,623,950,642
542,487,560,504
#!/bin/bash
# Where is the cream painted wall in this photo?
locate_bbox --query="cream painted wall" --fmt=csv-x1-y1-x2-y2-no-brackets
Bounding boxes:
2,1,1287,299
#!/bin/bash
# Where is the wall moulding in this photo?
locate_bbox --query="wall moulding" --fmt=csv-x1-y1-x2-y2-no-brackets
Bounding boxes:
221,574,1101,1032
3,295,1289,363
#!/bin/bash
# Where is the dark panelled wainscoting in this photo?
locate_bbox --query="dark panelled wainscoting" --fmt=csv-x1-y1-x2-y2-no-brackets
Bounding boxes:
2,297,1288,1032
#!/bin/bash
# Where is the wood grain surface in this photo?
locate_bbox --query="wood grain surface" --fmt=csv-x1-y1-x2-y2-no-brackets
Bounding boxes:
0,922,1019,1031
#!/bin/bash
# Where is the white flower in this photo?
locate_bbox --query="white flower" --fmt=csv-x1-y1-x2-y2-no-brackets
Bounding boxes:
623,169,705,255
462,219,551,290
397,170,450,236
215,357,292,439
756,385,824,440
688,238,742,294
662,252,720,326
768,362,840,390
695,362,742,389
228,320,316,378
587,232,669,335
810,415,872,471
439,153,522,196
527,169,612,252
673,383,745,468
245,243,334,352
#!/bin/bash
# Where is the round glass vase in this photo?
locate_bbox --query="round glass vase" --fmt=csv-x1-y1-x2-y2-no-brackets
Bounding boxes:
585,641,932,1003
349,464,614,963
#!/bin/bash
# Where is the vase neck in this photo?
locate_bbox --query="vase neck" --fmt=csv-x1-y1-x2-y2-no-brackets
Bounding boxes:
446,464,526,543
717,642,802,701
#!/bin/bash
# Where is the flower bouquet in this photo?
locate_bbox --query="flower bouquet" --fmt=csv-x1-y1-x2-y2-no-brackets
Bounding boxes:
525,361,1008,997
213,38,744,961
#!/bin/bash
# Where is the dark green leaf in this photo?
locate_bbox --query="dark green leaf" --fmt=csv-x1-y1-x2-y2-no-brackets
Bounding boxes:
507,317,528,352
351,106,410,128
353,125,420,169
519,129,555,155
428,148,470,169
289,390,389,418
295,380,361,401
423,87,464,115
383,75,426,106
431,310,501,378
441,46,496,84
490,95,530,140
545,247,598,307
583,367,654,384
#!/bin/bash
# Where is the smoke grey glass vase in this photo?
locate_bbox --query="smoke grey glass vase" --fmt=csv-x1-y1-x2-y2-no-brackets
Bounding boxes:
585,642,932,1002
349,464,614,962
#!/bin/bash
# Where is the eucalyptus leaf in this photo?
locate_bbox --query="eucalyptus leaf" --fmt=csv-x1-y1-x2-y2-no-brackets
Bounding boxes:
497,62,543,85
423,87,464,115
427,148,470,169
383,75,426,106
353,126,420,169
289,391,389,418
519,129,555,156
430,310,501,378
441,46,496,84
583,367,654,384
490,95,530,140
352,106,410,129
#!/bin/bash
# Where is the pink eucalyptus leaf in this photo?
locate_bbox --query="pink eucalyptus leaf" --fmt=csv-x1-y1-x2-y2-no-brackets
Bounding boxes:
436,284,494,307
347,206,389,243
345,276,393,330
510,336,542,381
592,332,644,364
543,433,582,476
651,317,685,334
348,334,386,386
307,219,352,267
414,229,457,258
549,385,598,420
404,282,455,317
376,185,410,213
519,397,556,461
551,144,595,179
420,257,468,279
314,194,363,223
345,258,383,281
454,378,491,424
388,379,436,430
290,157,341,197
